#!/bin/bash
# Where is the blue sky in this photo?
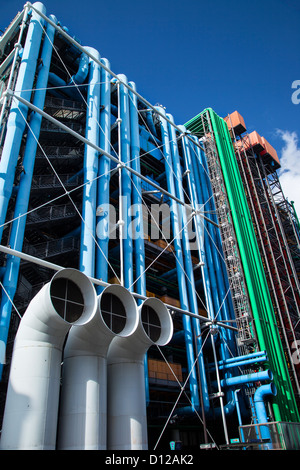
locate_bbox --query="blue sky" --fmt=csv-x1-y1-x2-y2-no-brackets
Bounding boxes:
1,0,300,212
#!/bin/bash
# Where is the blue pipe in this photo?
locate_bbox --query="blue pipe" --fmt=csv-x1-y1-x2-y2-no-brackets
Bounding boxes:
189,136,235,331
79,47,101,278
234,389,246,443
220,369,273,388
217,350,267,370
219,350,267,366
189,136,232,301
187,135,238,393
180,132,235,409
47,73,81,100
155,107,200,411
166,115,210,412
128,82,146,299
129,81,150,404
160,267,177,280
234,389,243,427
47,48,88,101
0,2,46,243
70,53,89,86
188,139,231,328
218,356,267,371
192,136,233,309
0,12,56,379
254,383,277,449
96,58,111,288
181,133,247,419
117,75,133,291
178,128,215,321
144,109,157,137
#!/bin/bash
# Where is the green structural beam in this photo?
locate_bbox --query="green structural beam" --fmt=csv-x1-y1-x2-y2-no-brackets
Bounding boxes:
185,107,299,423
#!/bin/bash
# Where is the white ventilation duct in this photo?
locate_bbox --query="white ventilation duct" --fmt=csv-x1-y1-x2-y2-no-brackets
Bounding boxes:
0,268,97,450
57,284,138,450
107,297,173,450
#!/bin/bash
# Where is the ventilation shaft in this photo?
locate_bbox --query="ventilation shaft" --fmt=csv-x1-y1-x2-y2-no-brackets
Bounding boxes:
57,284,138,450
107,297,173,450
0,268,97,450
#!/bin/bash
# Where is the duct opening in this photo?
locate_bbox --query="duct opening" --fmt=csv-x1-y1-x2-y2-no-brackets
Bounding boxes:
100,292,127,334
50,278,85,323
141,304,161,342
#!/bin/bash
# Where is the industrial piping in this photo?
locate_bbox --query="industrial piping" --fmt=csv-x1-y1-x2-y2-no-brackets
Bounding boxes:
155,106,201,412
0,2,46,242
79,47,101,278
0,13,57,379
96,58,112,286
253,383,277,449
57,284,138,450
0,268,97,450
129,81,146,300
220,369,273,388
166,116,210,413
128,81,149,402
107,297,173,450
117,74,134,290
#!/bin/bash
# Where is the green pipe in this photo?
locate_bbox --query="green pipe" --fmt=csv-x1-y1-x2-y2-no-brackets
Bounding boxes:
185,108,299,423
291,201,300,233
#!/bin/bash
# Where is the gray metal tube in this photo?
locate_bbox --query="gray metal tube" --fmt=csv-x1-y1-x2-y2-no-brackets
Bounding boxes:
57,284,138,450
107,297,173,450
0,269,97,450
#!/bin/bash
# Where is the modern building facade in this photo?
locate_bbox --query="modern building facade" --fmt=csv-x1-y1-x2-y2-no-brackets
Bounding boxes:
0,2,299,450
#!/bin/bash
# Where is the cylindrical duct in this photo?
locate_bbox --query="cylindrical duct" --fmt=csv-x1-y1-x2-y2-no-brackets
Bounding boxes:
0,268,97,450
254,382,277,449
220,369,273,388
57,284,138,450
107,297,173,450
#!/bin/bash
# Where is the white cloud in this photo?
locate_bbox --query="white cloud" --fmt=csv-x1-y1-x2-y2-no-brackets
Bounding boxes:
276,129,300,218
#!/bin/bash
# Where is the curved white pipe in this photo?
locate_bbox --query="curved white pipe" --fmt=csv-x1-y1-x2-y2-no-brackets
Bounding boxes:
107,297,173,450
0,268,97,450
57,284,138,450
